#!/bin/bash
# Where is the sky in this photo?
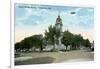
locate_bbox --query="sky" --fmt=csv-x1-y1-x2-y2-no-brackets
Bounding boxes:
15,4,94,43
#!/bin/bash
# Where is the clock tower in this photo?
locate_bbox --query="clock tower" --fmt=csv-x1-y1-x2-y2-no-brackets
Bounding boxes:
55,14,62,35
55,13,63,50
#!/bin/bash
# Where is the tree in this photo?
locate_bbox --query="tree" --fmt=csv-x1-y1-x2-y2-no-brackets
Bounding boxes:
15,42,21,51
72,34,83,50
44,25,56,51
32,35,44,52
21,37,33,50
62,30,73,51
62,30,85,50
15,34,44,52
83,39,91,48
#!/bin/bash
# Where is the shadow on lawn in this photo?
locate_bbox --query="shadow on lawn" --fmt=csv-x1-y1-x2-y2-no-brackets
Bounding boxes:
15,57,55,65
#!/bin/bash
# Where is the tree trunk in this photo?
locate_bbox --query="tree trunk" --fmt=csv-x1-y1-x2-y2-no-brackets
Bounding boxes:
40,45,43,52
66,46,68,51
